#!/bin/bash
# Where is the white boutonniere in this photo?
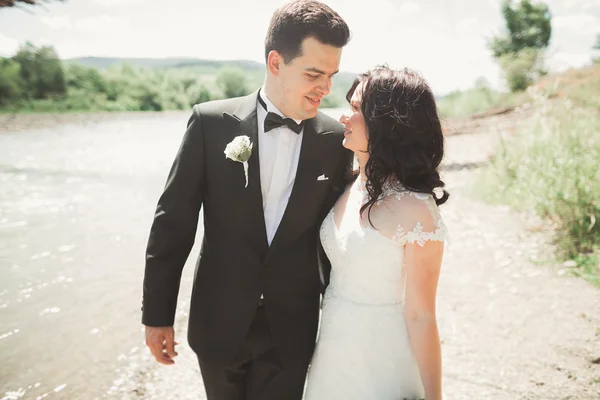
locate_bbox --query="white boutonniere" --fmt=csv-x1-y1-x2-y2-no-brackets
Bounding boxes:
224,135,253,188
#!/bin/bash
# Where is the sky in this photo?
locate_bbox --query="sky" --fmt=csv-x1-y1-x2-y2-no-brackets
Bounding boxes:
0,0,598,95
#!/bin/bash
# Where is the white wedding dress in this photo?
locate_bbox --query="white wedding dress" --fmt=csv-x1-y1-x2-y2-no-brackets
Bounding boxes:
304,177,447,400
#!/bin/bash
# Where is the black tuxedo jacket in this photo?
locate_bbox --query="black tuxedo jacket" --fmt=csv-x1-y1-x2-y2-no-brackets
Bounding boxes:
142,90,352,368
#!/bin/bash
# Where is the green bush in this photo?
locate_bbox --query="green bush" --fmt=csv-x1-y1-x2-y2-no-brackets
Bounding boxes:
65,64,107,93
216,67,250,98
321,95,342,108
498,48,546,92
63,87,110,111
488,0,552,93
13,42,66,99
478,93,600,265
437,87,526,118
438,87,500,117
0,58,24,104
187,83,212,106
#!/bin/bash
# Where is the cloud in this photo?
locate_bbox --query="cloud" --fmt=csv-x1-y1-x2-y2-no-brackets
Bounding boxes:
548,51,592,71
0,33,20,56
553,14,600,36
41,16,73,30
40,14,129,34
557,0,600,11
397,1,421,16
73,15,129,33
455,17,479,35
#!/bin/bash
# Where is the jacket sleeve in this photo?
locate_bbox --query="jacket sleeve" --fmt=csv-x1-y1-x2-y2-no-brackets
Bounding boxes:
141,105,206,327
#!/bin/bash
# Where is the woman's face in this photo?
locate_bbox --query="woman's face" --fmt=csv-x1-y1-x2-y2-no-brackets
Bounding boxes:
340,82,368,153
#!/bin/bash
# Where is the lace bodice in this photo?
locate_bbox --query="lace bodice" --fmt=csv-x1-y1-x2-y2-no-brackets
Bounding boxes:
320,177,447,306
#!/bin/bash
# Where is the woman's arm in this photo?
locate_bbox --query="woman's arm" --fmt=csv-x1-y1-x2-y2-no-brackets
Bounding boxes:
404,239,445,400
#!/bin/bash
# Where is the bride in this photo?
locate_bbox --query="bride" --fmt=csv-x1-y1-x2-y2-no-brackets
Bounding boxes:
304,66,449,400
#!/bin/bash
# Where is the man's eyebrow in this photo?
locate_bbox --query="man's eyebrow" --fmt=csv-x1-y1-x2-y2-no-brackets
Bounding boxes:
305,67,339,76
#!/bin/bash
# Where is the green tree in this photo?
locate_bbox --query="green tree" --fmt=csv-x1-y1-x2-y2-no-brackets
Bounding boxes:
216,67,250,98
593,33,600,64
12,42,36,98
0,58,24,104
13,42,66,99
498,48,544,91
35,45,66,98
180,76,198,92
65,63,107,93
129,70,163,111
136,85,163,111
103,64,136,101
489,0,552,58
489,0,552,92
188,83,212,106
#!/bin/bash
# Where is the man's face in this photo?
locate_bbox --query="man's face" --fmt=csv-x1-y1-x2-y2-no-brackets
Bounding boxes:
270,36,342,120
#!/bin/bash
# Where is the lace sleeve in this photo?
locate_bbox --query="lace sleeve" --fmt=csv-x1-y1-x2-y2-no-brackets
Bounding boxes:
370,189,448,247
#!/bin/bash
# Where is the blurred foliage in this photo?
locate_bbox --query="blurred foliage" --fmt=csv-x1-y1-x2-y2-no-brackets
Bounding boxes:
498,47,546,92
475,64,600,286
489,0,552,58
0,42,351,112
489,0,552,92
593,33,600,64
0,58,24,102
438,86,525,118
216,67,250,98
13,42,66,99
478,97,600,285
437,76,528,118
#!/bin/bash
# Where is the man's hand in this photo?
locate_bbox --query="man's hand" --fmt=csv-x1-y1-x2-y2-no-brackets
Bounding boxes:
145,326,179,365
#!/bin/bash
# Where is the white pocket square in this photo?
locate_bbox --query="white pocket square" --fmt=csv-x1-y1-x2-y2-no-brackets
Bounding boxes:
317,174,329,181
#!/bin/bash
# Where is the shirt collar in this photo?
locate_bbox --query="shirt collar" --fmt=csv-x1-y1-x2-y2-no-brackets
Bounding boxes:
258,87,303,125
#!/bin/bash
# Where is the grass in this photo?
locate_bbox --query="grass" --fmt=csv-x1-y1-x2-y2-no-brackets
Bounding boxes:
570,253,600,287
437,86,527,118
473,64,600,287
533,64,600,110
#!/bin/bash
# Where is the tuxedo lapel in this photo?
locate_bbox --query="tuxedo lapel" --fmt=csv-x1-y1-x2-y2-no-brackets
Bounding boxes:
265,116,333,265
223,91,269,259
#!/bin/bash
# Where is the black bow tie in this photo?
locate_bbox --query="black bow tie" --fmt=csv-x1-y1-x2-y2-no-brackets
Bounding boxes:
258,92,304,134
264,112,304,134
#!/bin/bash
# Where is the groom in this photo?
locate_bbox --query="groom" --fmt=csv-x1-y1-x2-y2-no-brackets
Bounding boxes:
141,1,352,399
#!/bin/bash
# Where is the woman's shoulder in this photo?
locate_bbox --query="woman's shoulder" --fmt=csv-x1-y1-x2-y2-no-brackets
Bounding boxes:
378,184,447,246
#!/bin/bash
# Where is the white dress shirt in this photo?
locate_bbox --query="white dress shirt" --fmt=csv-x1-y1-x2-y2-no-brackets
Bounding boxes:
257,89,304,246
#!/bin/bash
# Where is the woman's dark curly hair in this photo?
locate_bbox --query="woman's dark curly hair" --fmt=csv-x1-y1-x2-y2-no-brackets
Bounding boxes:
347,65,449,219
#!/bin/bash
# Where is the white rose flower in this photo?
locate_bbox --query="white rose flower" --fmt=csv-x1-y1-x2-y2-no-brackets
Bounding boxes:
224,135,253,188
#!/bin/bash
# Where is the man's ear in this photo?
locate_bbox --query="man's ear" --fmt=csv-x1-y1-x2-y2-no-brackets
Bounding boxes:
267,50,282,77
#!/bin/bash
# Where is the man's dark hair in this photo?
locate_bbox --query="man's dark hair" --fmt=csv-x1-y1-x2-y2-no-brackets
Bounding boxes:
265,0,350,64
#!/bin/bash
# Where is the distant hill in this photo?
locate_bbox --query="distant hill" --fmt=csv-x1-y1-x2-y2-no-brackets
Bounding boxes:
63,57,265,71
